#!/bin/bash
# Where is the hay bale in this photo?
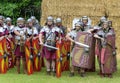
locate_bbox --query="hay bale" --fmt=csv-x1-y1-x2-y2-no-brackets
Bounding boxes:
41,0,120,56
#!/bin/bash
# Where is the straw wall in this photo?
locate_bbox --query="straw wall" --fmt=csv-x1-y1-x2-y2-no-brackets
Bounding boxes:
41,0,120,56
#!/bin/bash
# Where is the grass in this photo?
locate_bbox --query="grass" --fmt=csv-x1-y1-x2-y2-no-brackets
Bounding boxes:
0,59,119,83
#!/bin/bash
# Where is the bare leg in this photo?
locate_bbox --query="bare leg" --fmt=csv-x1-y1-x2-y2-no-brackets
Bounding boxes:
107,73,112,78
51,59,56,72
16,57,20,74
22,57,27,74
46,59,51,75
80,68,85,77
51,59,56,76
69,65,75,77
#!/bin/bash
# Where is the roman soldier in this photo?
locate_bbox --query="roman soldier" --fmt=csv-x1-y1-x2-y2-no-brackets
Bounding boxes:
39,16,61,76
108,20,117,73
0,15,9,73
31,16,41,32
5,17,15,68
56,18,66,35
25,18,39,73
14,17,27,74
67,16,95,77
80,16,92,31
94,21,116,78
26,18,38,42
66,22,83,77
55,18,71,71
94,16,107,30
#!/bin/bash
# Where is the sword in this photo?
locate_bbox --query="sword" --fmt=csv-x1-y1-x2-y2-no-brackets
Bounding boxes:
41,44,59,50
5,37,11,42
74,41,90,48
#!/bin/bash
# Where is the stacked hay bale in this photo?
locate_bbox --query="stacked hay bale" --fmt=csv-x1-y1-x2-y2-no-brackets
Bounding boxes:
41,0,120,56
106,0,120,56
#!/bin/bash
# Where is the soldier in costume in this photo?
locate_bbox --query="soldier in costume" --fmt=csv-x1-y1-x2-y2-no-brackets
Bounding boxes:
5,17,15,36
26,18,39,72
0,15,10,73
66,22,83,77
80,16,96,72
26,18,38,42
56,18,67,35
94,16,107,30
94,21,116,78
39,16,61,76
31,16,41,32
5,17,15,68
13,17,27,74
108,20,117,73
67,16,95,77
80,16,92,31
0,15,9,47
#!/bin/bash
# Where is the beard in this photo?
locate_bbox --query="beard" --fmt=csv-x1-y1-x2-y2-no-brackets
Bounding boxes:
7,23,11,26
0,23,3,27
18,24,24,28
48,24,52,28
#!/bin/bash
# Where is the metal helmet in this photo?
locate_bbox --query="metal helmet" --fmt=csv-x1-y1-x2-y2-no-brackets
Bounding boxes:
17,17,25,23
27,18,33,23
56,18,62,23
54,19,56,24
103,20,108,24
0,15,3,20
82,16,88,20
36,20,39,23
31,16,36,20
75,22,81,27
6,17,12,22
47,16,53,21
100,16,107,22
102,21,109,26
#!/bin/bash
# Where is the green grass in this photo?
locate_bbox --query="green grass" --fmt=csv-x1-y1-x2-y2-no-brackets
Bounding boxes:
0,59,119,83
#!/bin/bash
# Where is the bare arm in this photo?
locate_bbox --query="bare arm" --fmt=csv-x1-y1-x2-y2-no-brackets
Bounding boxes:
39,33,43,45
66,34,74,43
14,30,21,36
94,34,104,41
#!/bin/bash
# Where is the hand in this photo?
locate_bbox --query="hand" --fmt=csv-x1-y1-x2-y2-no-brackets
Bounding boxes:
8,34,12,38
0,36,4,41
87,30,91,33
26,38,30,42
5,35,7,38
72,40,75,43
20,34,24,37
20,35,24,40
101,38,105,41
33,37,37,40
39,41,44,45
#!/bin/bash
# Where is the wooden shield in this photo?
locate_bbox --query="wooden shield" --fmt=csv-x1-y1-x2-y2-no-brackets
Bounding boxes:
0,38,7,73
25,40,33,75
32,38,41,72
56,41,62,78
6,38,14,68
61,40,71,71
72,32,95,70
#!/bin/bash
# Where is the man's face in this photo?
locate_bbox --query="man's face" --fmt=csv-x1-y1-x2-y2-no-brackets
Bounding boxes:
47,21,53,25
17,21,24,27
28,22,33,27
82,19,88,25
0,19,3,25
32,19,36,24
103,23,108,29
56,22,61,26
108,21,112,27
7,21,11,26
75,26,80,30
